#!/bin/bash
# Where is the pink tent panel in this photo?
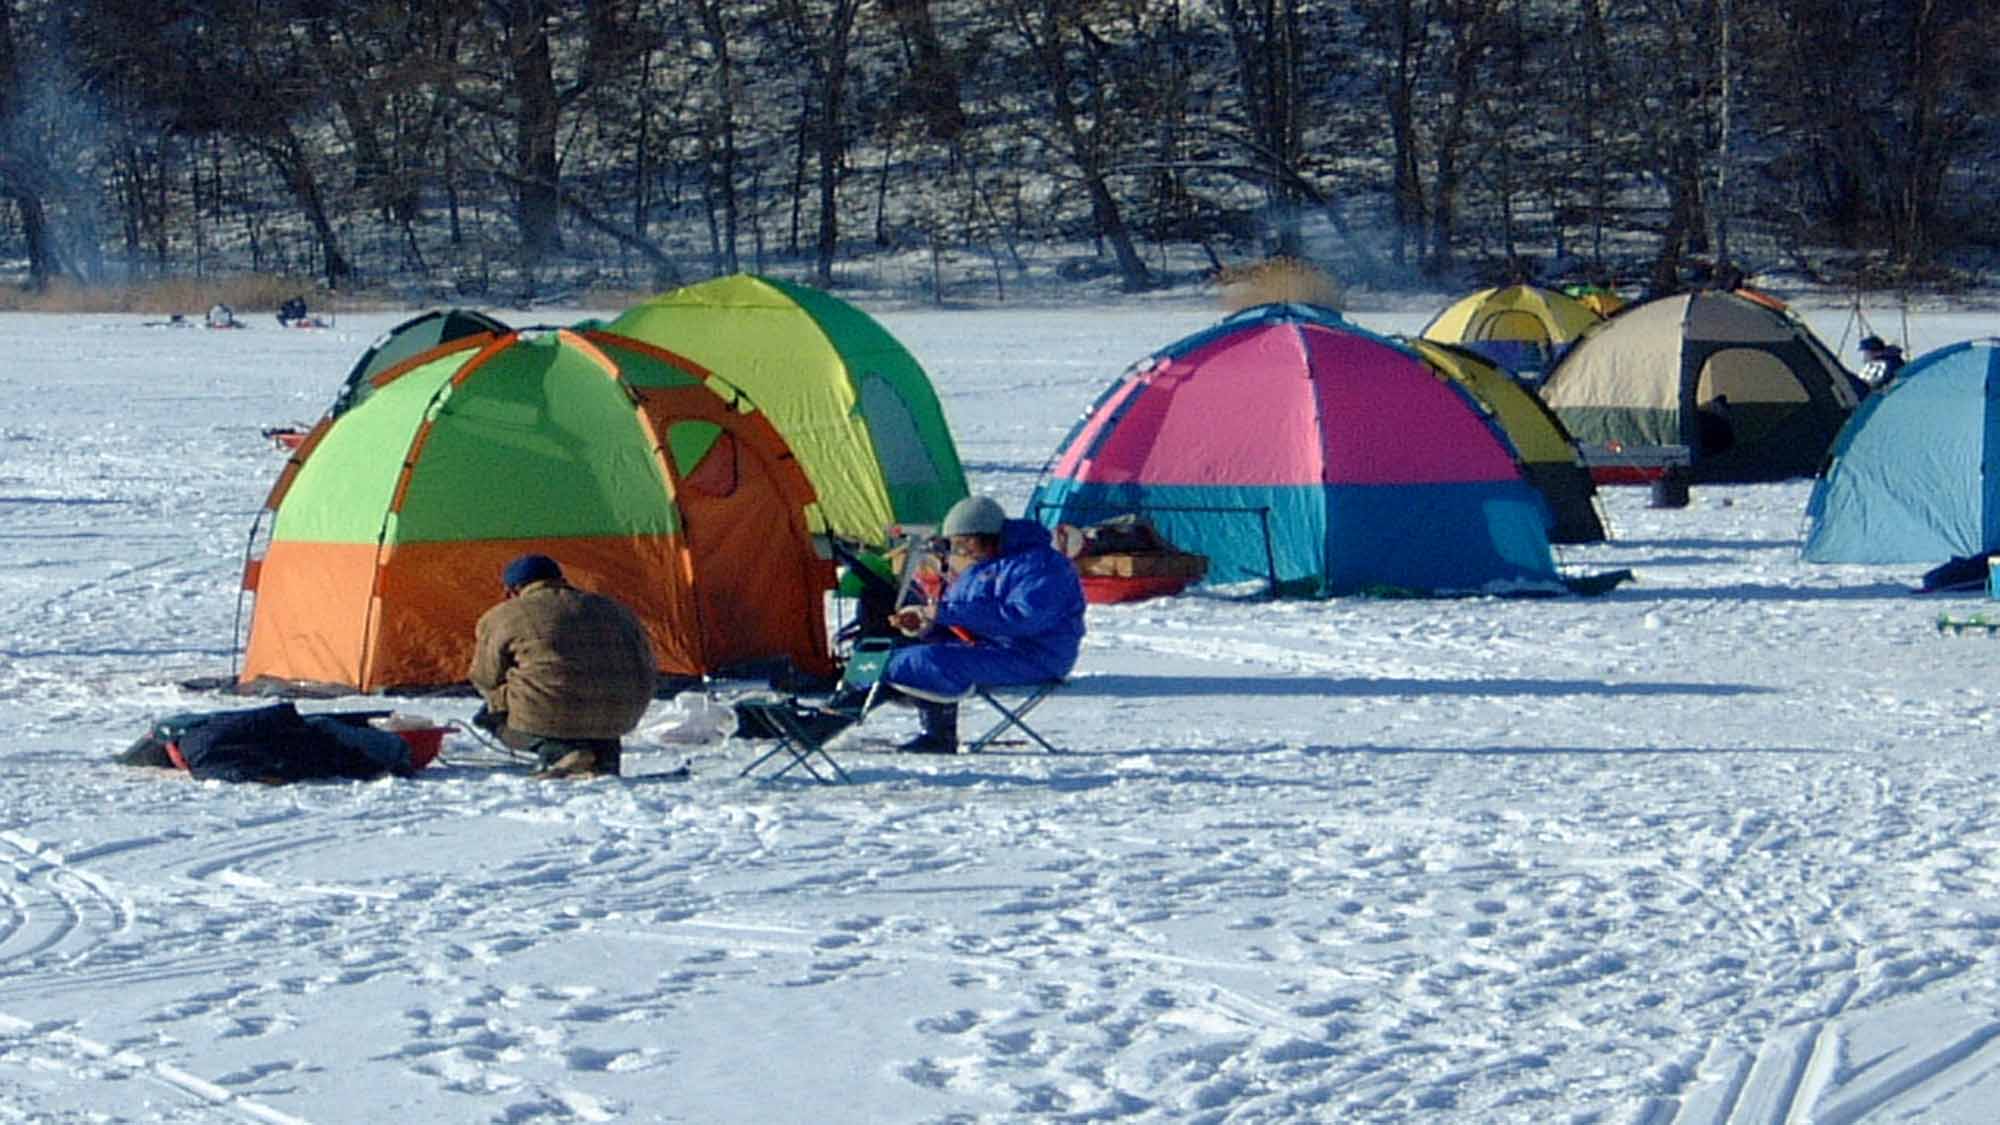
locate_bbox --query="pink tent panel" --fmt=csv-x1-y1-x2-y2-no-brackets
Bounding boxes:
1058,323,1523,488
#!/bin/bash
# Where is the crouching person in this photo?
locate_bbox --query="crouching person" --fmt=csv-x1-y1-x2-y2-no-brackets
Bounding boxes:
470,554,657,778
881,496,1086,753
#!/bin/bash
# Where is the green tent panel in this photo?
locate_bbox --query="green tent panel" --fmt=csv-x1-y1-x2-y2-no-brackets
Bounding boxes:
277,335,679,545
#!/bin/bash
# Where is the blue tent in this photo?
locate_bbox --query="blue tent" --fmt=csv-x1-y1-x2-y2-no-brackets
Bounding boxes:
1803,339,2000,563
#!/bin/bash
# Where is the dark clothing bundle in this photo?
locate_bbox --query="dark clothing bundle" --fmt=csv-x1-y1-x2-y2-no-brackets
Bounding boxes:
118,704,416,783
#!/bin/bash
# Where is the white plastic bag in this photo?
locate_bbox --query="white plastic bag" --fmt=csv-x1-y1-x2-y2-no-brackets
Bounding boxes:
646,694,735,743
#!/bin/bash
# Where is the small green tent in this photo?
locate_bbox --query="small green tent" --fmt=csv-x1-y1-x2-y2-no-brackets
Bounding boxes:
607,274,967,545
332,308,512,417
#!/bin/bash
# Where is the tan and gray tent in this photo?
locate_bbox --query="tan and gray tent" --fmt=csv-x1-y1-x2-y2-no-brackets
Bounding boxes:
1539,291,1860,482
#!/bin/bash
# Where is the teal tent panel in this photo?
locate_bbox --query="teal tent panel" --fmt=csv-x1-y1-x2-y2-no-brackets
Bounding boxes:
1029,479,1313,590
1030,479,1559,597
1317,482,1561,596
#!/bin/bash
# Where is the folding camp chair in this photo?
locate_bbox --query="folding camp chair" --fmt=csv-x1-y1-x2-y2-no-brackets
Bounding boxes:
964,680,1068,754
741,528,947,783
737,638,895,784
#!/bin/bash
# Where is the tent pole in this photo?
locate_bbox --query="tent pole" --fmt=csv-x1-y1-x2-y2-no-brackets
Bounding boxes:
229,510,269,684
1260,507,1279,599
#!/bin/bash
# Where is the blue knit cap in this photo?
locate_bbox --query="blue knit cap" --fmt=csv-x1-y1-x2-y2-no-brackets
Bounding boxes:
502,553,562,589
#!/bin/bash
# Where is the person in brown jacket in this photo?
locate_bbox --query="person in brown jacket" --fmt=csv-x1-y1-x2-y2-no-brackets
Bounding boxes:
469,554,657,778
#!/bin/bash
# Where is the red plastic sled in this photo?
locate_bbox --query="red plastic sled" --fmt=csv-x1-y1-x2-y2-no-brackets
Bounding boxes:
1081,574,1196,605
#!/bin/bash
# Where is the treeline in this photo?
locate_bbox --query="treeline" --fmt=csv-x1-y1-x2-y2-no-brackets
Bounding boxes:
0,0,1992,299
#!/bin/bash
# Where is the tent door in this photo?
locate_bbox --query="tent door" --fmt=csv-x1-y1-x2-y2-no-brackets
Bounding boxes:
659,417,817,671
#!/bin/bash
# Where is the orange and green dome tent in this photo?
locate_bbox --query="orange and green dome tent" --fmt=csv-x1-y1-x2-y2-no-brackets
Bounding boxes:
1561,283,1628,319
606,273,968,546
238,326,835,694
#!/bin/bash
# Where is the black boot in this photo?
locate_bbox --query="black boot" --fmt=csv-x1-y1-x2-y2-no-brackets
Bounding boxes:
827,680,899,714
899,702,959,754
530,738,622,779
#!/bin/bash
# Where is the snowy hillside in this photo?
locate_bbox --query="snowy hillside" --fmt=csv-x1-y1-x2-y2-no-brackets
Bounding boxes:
2,297,2000,1122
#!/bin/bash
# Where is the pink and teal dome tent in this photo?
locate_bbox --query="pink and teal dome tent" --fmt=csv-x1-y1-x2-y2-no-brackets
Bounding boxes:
1028,304,1564,598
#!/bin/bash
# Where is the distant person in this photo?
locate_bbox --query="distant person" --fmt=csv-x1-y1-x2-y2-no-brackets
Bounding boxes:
1858,336,1906,390
205,303,238,329
469,554,657,778
870,496,1086,753
1696,394,1735,456
277,296,309,326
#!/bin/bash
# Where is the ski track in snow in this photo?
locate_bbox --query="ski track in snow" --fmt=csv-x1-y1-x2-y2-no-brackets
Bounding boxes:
1,308,2000,1120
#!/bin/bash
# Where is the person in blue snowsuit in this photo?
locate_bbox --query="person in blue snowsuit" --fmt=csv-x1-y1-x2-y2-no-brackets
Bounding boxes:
881,495,1085,753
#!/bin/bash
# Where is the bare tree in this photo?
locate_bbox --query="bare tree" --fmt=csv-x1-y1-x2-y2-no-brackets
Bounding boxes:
493,0,563,278
1002,0,1153,291
0,1,73,288
881,0,964,143
1882,0,1998,270
774,0,865,287
12,0,2000,295
686,0,745,275
300,3,470,273
1214,0,1308,257
1369,0,1430,271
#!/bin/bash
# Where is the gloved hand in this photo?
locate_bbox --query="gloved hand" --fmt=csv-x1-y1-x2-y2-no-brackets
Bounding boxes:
889,603,935,638
471,704,504,733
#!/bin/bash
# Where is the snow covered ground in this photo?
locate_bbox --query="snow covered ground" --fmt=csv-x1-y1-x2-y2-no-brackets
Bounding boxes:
3,295,2000,1123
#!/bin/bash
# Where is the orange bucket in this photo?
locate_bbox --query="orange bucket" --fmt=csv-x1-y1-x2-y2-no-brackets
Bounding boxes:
394,728,445,770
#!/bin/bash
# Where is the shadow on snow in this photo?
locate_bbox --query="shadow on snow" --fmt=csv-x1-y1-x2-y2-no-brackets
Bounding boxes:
809,741,1852,792
1061,673,1773,699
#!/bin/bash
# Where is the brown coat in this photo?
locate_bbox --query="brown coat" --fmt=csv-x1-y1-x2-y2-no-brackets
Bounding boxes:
469,579,657,740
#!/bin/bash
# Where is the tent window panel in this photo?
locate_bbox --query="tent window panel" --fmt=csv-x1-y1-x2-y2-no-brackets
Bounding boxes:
857,373,944,488
1468,339,1553,378
1696,349,1811,453
668,421,739,498
1481,310,1552,343
1696,349,1810,405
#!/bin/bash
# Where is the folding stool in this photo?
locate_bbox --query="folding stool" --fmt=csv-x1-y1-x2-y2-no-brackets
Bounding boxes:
963,680,1067,754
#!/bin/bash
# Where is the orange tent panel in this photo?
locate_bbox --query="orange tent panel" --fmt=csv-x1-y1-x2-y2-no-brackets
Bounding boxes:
240,541,382,690
367,536,704,691
242,535,718,693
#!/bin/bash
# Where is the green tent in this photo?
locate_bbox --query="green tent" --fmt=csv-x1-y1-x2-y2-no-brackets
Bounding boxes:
1540,290,1859,482
607,274,967,545
332,308,511,417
